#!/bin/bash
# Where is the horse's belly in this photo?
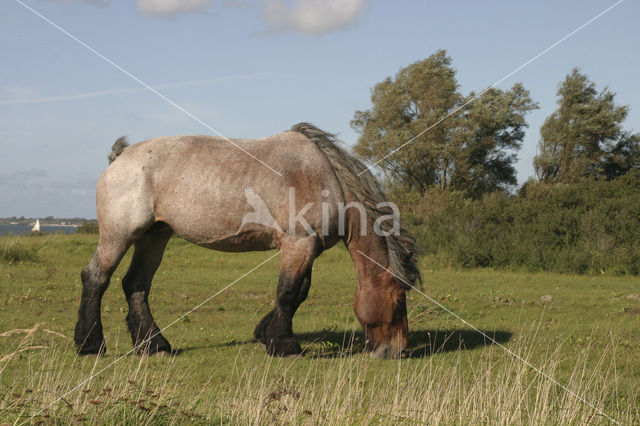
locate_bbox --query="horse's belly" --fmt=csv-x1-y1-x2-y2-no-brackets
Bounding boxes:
165,215,281,252
185,228,281,252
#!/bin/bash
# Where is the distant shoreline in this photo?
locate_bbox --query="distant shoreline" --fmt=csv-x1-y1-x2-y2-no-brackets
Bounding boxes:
0,220,94,227
0,224,79,236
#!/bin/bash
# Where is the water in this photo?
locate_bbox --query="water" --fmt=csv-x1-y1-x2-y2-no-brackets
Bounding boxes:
0,224,77,236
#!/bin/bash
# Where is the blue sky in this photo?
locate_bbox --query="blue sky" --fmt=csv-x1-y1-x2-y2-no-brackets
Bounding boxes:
1,0,638,218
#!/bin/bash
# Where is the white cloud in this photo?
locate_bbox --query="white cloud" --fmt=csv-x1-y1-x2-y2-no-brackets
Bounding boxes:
262,0,368,35
43,0,109,5
137,0,251,17
137,0,213,17
0,73,275,105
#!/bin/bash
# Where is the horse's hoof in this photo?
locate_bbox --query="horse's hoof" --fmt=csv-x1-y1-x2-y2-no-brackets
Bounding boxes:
136,341,172,356
259,338,302,357
76,340,106,356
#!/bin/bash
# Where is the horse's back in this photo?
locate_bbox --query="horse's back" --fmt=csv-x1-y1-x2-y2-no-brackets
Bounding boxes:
97,132,344,250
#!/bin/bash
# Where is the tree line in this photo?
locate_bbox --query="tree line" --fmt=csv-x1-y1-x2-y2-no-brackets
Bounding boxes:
351,50,639,198
351,50,640,275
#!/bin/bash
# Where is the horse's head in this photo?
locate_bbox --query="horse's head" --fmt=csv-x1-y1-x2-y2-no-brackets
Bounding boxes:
353,266,408,359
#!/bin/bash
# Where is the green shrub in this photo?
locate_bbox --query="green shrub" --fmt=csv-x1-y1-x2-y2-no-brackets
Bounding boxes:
76,220,99,234
406,170,640,275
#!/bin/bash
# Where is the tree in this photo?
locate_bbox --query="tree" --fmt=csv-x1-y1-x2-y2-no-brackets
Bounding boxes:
534,68,640,183
351,50,538,198
452,85,538,197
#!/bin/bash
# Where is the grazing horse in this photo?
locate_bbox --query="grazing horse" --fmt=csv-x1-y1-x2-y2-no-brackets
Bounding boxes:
74,123,420,359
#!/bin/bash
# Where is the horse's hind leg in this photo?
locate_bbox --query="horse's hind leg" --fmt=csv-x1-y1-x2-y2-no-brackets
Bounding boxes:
75,237,129,354
254,236,318,357
121,223,173,354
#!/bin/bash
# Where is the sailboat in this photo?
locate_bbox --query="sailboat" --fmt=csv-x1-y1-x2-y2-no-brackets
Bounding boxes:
31,219,40,233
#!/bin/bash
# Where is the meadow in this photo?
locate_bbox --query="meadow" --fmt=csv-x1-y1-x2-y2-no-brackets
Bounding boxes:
0,234,638,424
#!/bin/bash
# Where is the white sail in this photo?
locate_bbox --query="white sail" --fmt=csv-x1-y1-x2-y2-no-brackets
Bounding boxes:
32,219,40,233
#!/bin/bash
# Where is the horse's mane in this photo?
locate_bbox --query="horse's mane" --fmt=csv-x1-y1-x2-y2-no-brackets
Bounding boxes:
290,123,421,289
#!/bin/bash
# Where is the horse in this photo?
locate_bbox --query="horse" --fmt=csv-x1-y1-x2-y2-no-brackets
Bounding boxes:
74,123,421,359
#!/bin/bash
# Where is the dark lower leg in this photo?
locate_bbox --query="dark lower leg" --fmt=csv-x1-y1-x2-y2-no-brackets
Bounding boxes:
124,292,170,354
254,237,318,357
75,251,119,354
254,270,311,356
122,228,172,354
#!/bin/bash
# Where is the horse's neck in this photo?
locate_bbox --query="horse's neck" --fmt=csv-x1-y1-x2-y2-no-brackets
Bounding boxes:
344,223,390,285
338,189,390,283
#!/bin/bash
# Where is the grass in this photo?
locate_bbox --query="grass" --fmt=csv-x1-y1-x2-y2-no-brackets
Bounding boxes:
0,238,39,265
0,234,638,424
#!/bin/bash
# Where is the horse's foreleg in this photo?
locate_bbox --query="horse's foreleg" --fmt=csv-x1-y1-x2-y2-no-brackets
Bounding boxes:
75,240,128,354
121,225,173,355
254,236,318,357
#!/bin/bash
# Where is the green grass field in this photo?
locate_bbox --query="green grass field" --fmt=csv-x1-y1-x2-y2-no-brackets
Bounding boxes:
0,234,638,424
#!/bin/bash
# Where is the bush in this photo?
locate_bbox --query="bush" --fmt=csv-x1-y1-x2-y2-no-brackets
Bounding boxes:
406,170,640,275
76,221,99,234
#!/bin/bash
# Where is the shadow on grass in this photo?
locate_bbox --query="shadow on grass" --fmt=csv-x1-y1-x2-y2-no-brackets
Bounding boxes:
406,329,512,358
295,328,512,359
176,328,512,359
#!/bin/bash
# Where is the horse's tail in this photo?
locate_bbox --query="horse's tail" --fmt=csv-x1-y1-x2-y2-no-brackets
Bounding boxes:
289,122,421,288
108,136,129,164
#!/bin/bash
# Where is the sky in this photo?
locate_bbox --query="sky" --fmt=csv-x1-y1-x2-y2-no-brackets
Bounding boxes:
1,0,639,219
